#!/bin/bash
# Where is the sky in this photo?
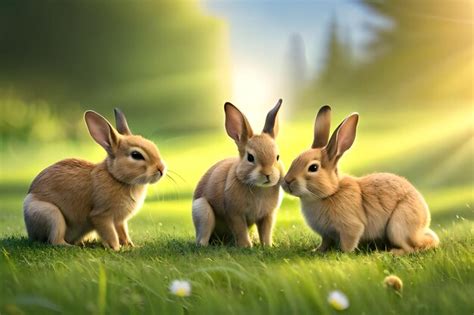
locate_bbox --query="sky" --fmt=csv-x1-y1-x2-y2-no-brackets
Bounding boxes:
200,0,386,123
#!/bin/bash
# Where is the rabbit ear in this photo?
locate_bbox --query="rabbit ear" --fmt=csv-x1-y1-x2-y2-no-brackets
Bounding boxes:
262,99,282,138
114,107,132,135
326,113,359,162
224,102,254,155
84,111,120,156
312,105,331,148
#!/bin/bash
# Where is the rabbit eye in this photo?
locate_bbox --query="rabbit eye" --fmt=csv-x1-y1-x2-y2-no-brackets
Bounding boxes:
131,151,145,160
308,164,319,172
247,153,255,163
276,155,280,161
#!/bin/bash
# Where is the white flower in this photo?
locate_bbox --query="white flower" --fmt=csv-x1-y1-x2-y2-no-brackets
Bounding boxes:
169,280,191,297
327,290,349,311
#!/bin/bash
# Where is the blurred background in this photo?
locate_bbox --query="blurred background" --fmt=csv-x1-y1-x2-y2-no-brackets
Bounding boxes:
0,0,472,224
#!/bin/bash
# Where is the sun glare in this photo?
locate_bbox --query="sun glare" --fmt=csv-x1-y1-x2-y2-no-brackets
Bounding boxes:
231,66,276,127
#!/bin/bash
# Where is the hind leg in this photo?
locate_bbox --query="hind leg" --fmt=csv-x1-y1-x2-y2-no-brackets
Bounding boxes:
23,194,69,246
192,198,216,246
386,201,423,255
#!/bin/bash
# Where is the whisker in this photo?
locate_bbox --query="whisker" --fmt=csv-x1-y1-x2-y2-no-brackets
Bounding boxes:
164,173,182,202
166,173,178,185
167,169,187,184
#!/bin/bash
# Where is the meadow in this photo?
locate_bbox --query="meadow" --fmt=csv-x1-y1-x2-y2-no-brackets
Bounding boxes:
0,104,473,314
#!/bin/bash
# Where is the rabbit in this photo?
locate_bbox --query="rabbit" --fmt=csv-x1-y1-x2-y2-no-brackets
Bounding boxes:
23,108,166,250
192,99,284,247
282,105,439,255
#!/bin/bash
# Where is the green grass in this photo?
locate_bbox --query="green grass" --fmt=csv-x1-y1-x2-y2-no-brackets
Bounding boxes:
1,106,473,314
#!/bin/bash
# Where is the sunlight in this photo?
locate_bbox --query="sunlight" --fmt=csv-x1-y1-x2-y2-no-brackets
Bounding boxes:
230,66,276,128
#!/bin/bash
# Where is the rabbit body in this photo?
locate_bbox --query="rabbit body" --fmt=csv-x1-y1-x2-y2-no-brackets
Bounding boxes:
23,109,165,250
300,172,437,254
283,106,439,254
193,101,284,247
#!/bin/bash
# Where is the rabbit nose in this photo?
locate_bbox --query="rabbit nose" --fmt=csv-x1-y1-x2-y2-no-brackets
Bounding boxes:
261,169,272,177
284,178,294,185
156,163,165,176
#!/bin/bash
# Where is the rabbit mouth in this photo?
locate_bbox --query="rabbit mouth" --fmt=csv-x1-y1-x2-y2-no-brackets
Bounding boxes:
282,182,294,195
149,173,162,184
255,178,278,187
282,183,292,194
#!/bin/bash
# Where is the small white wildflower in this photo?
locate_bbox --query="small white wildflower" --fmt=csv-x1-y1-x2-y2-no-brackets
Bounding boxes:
327,290,349,311
169,280,191,297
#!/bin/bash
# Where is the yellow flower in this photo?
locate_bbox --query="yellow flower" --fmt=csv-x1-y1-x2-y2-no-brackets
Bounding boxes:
169,280,191,297
327,290,349,311
384,275,403,292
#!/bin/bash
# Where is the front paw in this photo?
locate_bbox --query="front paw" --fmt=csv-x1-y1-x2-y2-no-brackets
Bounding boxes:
120,238,135,247
103,241,121,251
237,240,252,248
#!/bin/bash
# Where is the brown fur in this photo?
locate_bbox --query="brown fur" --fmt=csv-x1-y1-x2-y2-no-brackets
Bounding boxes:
192,100,284,247
23,109,166,250
282,106,439,254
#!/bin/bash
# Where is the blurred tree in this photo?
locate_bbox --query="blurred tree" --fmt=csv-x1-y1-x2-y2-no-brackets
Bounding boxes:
303,15,353,106
283,33,308,108
355,0,473,101
0,0,230,134
317,16,352,88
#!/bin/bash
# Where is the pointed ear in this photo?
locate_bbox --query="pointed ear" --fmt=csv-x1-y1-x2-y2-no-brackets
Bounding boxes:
84,111,120,156
224,102,254,144
114,108,132,135
262,99,282,138
326,113,359,161
312,105,331,148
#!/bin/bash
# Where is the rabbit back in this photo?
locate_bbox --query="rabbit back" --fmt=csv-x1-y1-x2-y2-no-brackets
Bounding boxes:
359,173,430,239
28,159,95,225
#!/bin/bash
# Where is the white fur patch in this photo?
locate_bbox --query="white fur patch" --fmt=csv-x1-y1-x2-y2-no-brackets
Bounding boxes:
192,198,213,225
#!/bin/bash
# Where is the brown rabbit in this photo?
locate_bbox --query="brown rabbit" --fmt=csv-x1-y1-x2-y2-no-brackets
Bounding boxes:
23,109,166,250
282,105,439,255
192,100,284,247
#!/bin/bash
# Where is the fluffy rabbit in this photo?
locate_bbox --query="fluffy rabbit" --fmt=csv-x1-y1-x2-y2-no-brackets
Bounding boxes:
23,109,166,250
282,105,439,254
192,100,284,247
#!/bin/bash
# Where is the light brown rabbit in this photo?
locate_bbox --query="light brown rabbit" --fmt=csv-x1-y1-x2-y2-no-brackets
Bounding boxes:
192,100,284,247
23,109,166,250
282,105,439,255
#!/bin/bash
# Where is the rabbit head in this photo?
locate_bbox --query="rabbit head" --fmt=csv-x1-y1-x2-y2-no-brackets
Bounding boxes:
282,105,359,198
224,99,284,188
84,108,166,185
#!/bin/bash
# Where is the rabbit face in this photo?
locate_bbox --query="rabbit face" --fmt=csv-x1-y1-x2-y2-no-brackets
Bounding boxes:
108,135,166,185
282,149,338,198
224,99,284,188
85,109,166,186
236,134,283,187
282,105,358,200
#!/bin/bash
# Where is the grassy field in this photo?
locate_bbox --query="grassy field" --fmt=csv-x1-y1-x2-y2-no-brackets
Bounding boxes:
1,105,473,314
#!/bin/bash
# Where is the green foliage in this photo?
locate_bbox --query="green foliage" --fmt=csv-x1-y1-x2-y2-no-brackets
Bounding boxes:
0,0,230,133
305,0,473,107
355,0,474,101
0,93,84,143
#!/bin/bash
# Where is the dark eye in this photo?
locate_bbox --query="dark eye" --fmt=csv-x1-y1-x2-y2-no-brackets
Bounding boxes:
276,155,280,161
308,164,319,172
247,153,255,163
131,151,145,160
